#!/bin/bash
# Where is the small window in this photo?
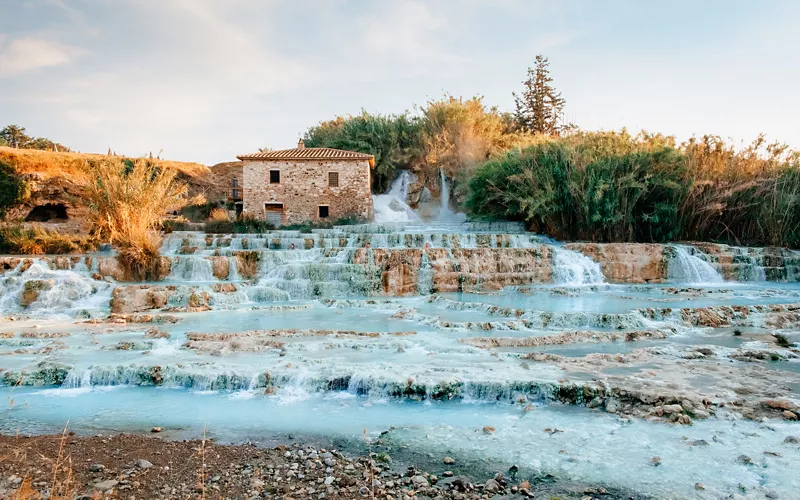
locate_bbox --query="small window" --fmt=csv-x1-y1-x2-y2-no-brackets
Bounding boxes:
328,171,339,187
270,170,280,184
232,177,239,188
231,189,239,198
318,205,329,218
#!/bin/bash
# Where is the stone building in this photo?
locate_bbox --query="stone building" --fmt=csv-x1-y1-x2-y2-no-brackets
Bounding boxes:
238,140,374,225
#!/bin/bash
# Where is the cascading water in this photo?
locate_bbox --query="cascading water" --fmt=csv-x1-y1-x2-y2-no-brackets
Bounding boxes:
435,168,467,223
6,219,800,500
552,247,605,285
0,260,112,316
668,245,724,284
167,256,216,282
372,171,421,223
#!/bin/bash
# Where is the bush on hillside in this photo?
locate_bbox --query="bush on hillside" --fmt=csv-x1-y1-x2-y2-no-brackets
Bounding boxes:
0,162,27,218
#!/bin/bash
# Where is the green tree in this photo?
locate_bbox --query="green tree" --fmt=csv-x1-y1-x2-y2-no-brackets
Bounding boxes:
1,125,31,148
304,112,423,193
513,55,568,135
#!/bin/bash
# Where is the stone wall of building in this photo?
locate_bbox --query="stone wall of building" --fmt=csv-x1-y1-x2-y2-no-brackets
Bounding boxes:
242,159,372,224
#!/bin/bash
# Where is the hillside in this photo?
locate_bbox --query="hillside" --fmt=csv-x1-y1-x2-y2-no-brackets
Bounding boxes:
0,147,219,230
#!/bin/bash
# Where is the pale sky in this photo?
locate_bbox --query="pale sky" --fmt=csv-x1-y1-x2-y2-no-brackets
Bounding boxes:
1,0,798,165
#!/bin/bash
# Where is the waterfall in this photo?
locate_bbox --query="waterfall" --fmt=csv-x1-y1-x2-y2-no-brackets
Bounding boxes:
435,168,467,223
668,246,724,284
417,251,434,295
552,247,605,285
372,171,421,223
0,259,111,316
167,256,215,282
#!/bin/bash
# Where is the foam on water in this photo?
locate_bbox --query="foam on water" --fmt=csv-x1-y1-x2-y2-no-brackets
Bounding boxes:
0,260,112,317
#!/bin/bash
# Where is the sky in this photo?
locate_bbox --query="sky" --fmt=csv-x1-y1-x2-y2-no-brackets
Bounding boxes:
1,0,798,165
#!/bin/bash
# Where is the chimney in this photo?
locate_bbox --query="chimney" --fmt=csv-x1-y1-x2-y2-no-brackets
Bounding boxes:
297,138,305,149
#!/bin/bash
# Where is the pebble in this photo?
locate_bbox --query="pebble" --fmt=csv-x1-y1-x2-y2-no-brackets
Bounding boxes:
784,435,800,444
484,478,501,493
89,464,105,472
151,427,162,433
94,479,118,492
135,459,153,469
443,456,455,465
650,456,662,466
324,476,334,486
411,475,429,489
695,482,705,490
482,426,496,434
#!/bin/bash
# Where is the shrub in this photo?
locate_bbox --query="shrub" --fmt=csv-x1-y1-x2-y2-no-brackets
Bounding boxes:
466,132,800,247
205,214,275,234
774,333,792,348
163,216,190,233
0,161,26,218
0,225,97,254
84,158,186,279
208,207,230,222
180,200,222,222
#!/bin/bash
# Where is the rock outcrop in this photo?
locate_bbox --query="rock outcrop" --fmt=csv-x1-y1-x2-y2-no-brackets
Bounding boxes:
565,243,667,283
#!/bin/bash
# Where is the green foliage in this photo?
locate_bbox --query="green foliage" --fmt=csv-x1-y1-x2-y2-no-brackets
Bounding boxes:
180,201,224,222
774,333,792,348
304,112,423,193
466,142,575,236
0,124,69,151
205,215,275,234
466,132,800,247
0,162,26,218
279,216,366,234
578,149,685,242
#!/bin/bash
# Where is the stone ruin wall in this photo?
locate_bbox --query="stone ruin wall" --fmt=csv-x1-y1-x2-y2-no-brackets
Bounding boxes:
243,159,372,224
204,162,243,202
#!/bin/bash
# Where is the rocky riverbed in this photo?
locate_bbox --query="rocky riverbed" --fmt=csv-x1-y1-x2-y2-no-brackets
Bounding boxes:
0,433,642,499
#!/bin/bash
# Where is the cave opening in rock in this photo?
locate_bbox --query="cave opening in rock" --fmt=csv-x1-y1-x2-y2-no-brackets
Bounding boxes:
25,203,69,222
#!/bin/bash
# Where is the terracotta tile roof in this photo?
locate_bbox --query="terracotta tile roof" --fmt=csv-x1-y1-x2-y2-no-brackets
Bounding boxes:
237,147,374,161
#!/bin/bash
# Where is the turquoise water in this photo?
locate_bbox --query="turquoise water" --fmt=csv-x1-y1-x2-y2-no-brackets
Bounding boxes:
1,222,799,499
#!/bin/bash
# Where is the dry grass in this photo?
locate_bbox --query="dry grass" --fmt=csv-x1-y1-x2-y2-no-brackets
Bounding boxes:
0,146,208,182
84,158,186,279
4,424,82,500
233,251,260,279
208,207,230,222
0,224,98,254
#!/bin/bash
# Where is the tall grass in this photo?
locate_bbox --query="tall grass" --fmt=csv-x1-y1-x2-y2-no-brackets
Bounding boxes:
467,132,800,247
85,158,186,279
0,225,98,254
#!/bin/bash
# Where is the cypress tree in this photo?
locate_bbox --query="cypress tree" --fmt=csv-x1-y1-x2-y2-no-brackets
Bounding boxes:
513,55,567,135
